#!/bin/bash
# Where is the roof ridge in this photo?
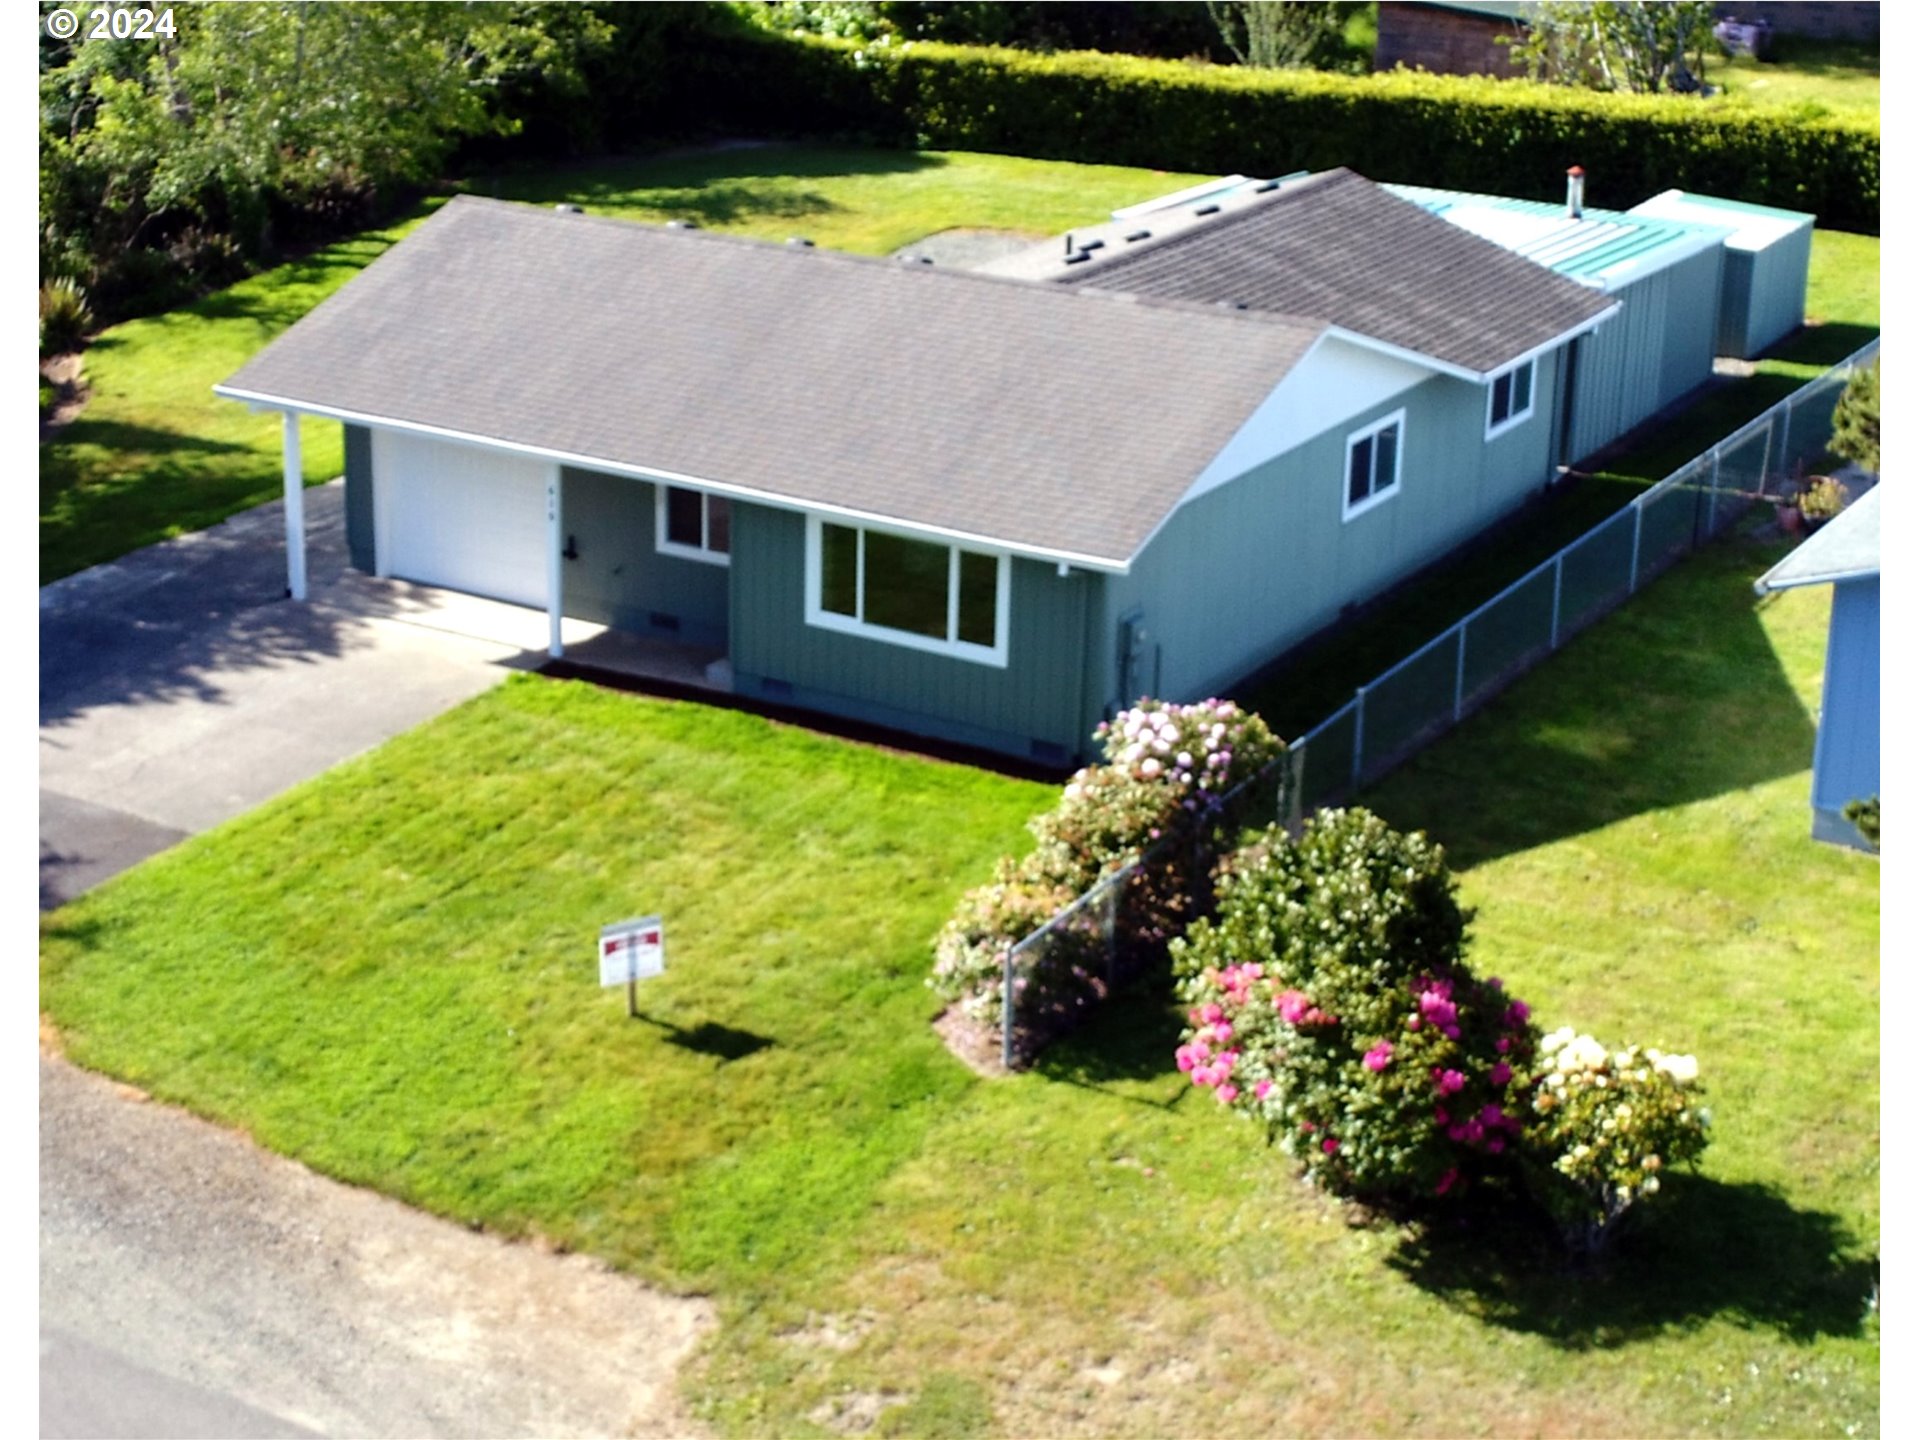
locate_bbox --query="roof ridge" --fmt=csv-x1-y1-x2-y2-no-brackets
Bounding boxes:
436,191,1331,340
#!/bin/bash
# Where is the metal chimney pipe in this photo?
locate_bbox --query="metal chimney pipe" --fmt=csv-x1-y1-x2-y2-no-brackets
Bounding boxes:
1566,165,1586,220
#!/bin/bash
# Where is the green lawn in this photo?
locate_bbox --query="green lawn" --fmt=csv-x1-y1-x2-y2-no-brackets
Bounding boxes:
1232,225,1879,738
38,146,1207,582
1704,35,1880,117
43,520,1877,1436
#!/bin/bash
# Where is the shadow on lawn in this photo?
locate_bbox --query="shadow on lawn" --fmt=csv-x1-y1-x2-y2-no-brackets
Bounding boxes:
1390,1174,1876,1348
634,1014,774,1063
1362,536,1817,869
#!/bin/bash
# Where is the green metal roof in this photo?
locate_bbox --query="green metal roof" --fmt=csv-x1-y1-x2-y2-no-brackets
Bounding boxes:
1386,183,1730,291
1627,190,1816,252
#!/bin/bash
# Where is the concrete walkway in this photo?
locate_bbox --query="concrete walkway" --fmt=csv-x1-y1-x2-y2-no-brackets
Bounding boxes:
39,482,606,908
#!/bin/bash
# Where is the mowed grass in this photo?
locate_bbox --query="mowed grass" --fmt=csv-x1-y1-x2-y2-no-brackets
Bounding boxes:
38,146,1206,582
43,525,1877,1437
1705,35,1880,117
1233,225,1878,737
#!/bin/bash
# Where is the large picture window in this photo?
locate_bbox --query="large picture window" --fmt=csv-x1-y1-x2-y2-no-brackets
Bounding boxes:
656,485,731,565
806,518,1009,665
1344,410,1403,520
1486,357,1535,438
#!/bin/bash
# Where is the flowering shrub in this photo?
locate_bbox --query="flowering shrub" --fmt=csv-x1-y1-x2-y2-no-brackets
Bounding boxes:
1524,1028,1711,1254
1171,809,1539,1201
930,699,1285,1053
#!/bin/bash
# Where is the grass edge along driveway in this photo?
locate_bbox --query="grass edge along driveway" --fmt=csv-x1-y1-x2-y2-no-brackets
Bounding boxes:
42,523,1877,1438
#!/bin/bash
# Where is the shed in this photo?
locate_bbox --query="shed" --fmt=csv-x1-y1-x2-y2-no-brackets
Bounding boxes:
1374,2,1534,77
1388,182,1729,464
1754,486,1880,852
1628,190,1815,360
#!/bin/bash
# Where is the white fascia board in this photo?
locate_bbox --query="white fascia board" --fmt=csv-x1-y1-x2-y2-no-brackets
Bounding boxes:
213,385,1133,575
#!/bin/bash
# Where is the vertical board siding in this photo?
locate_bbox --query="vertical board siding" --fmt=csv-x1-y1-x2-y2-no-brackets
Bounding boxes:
1811,577,1880,833
729,504,1095,757
1569,246,1722,463
559,468,728,645
1746,225,1814,359
1104,357,1560,710
342,423,375,573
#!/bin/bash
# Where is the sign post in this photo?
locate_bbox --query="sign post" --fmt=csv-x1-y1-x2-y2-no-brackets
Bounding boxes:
599,915,665,1017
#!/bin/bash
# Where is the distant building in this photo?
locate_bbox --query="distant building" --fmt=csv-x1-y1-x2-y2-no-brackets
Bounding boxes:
1754,487,1880,852
1375,2,1533,78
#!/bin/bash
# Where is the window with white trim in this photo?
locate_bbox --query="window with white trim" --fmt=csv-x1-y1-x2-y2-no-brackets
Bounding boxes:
656,485,731,565
1485,357,1535,438
804,517,1009,666
1344,410,1403,519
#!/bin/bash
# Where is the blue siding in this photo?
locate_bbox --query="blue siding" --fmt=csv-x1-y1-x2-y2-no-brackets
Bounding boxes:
1742,225,1813,359
728,504,1100,761
1810,576,1879,849
342,424,375,573
1094,354,1561,716
559,468,729,646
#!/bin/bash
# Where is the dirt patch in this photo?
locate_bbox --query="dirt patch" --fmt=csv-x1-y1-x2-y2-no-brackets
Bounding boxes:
41,351,90,440
932,1004,1011,1078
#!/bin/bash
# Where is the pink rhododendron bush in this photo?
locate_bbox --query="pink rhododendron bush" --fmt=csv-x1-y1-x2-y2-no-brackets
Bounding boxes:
1172,808,1709,1252
930,699,1285,1050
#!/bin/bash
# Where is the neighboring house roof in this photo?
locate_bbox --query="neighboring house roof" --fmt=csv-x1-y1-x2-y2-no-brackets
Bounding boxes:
989,168,1616,376
1402,1,1537,20
1755,486,1881,593
218,195,1325,572
1387,182,1729,291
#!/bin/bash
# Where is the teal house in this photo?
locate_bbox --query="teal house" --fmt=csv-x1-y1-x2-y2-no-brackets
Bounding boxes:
217,169,1787,763
1756,487,1880,851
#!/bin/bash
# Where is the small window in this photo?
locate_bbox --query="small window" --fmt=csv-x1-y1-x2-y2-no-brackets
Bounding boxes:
1486,357,1536,438
805,518,1009,666
656,486,731,565
1343,410,1403,520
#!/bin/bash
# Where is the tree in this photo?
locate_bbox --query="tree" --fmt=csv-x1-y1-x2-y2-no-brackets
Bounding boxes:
1204,1,1346,70
1506,1,1716,95
1829,360,1880,474
39,2,611,315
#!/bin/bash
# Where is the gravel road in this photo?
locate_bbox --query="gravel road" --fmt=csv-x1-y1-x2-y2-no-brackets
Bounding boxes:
41,1053,714,1438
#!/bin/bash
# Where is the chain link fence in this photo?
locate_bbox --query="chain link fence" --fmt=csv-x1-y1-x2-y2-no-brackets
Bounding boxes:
994,340,1875,1068
1292,340,1878,810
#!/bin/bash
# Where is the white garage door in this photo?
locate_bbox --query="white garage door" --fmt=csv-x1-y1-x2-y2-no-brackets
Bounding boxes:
375,431,549,607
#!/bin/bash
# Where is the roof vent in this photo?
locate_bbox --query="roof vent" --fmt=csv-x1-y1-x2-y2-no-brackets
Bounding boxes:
1253,179,1280,194
1064,232,1075,255
897,253,933,265
1064,250,1093,265
1566,165,1586,220
666,219,700,230
1081,238,1106,252
554,203,583,214
1124,229,1151,243
1194,203,1221,216
786,236,815,247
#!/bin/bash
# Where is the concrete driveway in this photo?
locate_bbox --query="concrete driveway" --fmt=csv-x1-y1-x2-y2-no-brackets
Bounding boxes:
40,481,603,908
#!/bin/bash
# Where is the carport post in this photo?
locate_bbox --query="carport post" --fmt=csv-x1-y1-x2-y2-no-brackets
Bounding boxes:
281,411,307,601
546,465,564,658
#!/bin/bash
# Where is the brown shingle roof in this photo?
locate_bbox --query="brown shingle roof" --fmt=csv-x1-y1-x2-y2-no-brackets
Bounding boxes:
220,196,1323,569
1047,169,1615,374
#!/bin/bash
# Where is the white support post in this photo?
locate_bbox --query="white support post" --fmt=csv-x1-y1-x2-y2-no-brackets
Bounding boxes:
546,465,564,658
281,412,307,601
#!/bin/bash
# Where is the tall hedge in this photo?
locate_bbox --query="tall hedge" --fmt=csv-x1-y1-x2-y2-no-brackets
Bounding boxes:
660,31,1878,233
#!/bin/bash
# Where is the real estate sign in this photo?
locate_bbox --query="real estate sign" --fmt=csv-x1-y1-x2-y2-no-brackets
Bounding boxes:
599,915,665,1007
